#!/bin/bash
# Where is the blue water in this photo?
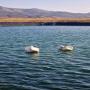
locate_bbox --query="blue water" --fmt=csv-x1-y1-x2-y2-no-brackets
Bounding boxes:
0,26,90,90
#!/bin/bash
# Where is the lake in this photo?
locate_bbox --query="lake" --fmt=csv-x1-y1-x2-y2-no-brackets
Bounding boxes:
0,26,90,90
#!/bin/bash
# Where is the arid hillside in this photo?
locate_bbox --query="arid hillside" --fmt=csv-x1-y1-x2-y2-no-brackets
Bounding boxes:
0,6,90,18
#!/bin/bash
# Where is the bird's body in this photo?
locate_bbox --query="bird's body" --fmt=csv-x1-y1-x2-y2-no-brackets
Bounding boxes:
25,46,39,53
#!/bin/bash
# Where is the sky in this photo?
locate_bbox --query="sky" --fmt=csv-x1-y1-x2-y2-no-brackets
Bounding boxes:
0,0,90,13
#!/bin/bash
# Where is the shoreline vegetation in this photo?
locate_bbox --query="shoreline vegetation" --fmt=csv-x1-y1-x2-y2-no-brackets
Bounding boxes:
0,17,90,26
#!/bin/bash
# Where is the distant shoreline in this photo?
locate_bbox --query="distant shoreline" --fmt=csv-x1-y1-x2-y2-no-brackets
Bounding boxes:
0,17,90,26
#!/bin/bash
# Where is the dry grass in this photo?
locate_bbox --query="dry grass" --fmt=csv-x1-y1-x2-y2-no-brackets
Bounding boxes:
0,17,90,23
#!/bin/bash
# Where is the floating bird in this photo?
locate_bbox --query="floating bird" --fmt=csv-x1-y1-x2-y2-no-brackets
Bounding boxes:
25,46,39,53
60,45,74,51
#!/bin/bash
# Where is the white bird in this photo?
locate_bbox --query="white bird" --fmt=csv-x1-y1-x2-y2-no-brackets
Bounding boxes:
60,45,74,51
25,46,39,53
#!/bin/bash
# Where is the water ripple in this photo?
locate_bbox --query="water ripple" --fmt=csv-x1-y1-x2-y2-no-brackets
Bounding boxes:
0,26,90,90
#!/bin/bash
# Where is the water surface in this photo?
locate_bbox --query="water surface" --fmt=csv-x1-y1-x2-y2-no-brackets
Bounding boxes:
0,26,90,90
